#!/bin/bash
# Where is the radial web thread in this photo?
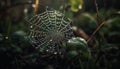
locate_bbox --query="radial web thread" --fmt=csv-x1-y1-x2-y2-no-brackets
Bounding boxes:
26,7,74,54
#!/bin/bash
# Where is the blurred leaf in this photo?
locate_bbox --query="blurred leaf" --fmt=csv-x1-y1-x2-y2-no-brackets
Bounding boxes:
68,0,83,12
67,50,78,58
101,43,120,51
66,37,92,59
67,37,88,51
81,49,92,59
11,44,22,53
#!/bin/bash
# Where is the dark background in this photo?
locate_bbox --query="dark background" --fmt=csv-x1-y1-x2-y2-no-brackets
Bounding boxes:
0,0,120,69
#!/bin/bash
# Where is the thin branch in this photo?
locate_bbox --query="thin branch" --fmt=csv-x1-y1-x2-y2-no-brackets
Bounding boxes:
87,20,105,42
34,0,39,14
94,0,99,21
87,0,105,43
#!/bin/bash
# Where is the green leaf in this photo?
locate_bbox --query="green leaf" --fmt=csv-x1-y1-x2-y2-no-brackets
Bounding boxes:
67,37,88,51
68,0,83,12
67,50,78,58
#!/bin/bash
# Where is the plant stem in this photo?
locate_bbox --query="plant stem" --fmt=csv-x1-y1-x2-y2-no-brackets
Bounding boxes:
87,21,105,43
87,0,105,43
79,58,84,69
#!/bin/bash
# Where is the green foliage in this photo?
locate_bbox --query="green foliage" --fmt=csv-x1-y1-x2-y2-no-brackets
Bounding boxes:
67,0,83,12
0,0,120,69
67,37,88,51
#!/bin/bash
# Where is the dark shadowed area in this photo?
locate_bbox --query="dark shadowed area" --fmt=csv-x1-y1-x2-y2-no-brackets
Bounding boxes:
0,0,120,69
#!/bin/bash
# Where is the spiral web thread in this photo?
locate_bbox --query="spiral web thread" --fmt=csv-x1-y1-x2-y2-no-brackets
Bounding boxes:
26,7,74,54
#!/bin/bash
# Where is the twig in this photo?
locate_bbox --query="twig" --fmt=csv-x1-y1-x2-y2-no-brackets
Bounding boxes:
34,0,39,14
102,0,106,9
94,0,99,21
87,0,105,43
87,21,105,42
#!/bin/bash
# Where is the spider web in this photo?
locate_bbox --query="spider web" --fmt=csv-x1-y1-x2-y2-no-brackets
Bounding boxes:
25,7,74,54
